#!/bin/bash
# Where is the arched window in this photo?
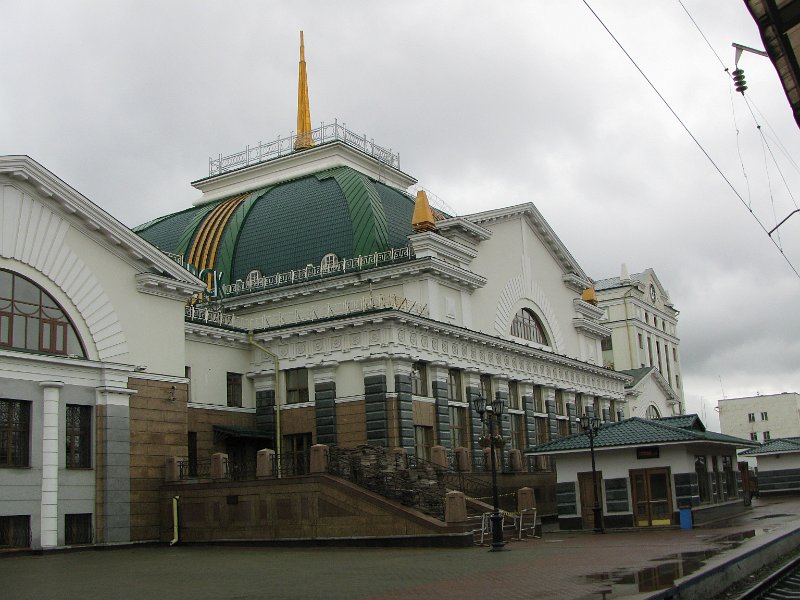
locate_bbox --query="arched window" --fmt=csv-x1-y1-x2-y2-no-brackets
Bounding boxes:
0,269,86,357
246,269,262,287
645,404,661,419
320,253,339,273
510,308,549,346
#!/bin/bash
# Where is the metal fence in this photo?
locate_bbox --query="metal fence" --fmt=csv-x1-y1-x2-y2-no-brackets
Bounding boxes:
209,120,401,176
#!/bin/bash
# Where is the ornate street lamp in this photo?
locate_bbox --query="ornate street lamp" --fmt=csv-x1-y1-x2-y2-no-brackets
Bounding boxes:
579,414,604,533
472,395,508,551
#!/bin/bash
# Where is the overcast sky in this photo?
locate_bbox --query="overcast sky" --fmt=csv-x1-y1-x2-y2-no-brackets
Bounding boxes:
3,1,799,429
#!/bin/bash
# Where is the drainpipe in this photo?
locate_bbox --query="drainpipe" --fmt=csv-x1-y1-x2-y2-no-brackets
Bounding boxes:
247,332,281,478
170,495,180,546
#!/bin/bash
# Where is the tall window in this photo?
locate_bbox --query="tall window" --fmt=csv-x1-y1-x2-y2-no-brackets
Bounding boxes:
695,455,711,503
533,386,544,413
749,432,757,441
763,431,771,441
508,381,520,410
645,405,661,419
480,374,492,401
0,399,30,467
449,406,467,449
414,425,433,461
447,369,462,403
285,368,309,404
66,405,91,469
226,372,242,407
510,308,548,345
0,515,30,548
411,362,428,396
761,412,768,421
0,269,85,357
510,413,525,450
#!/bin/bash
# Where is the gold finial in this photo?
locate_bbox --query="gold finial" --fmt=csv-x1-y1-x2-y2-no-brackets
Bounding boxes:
294,30,314,150
412,190,438,232
581,287,598,305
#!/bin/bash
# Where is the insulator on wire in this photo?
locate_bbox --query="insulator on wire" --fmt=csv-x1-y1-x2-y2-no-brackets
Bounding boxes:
732,68,747,94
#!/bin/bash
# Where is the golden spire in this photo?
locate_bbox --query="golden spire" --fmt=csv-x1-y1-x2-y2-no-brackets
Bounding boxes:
294,31,314,150
412,190,438,232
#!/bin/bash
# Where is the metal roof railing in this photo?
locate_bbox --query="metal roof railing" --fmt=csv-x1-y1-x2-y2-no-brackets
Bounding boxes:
209,119,400,176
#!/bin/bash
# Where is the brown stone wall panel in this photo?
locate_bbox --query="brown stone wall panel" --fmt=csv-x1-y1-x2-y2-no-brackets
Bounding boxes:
336,401,366,447
412,400,436,427
386,398,399,448
280,406,315,435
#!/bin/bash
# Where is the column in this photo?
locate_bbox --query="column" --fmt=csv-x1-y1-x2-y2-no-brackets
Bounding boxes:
428,364,451,450
363,360,391,448
391,361,414,453
95,386,135,544
39,381,63,549
312,367,336,445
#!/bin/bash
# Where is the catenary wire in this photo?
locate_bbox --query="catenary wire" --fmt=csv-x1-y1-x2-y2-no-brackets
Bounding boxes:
582,0,800,279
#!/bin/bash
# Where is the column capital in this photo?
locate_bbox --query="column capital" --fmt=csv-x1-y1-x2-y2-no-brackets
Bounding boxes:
39,381,64,389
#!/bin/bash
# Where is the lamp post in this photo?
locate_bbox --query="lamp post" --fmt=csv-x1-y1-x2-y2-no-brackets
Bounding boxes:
579,414,604,533
472,395,507,551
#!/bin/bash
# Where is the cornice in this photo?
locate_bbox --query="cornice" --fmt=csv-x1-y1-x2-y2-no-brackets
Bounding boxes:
563,273,593,294
572,318,612,339
573,298,605,319
0,155,205,288
435,217,492,242
191,141,417,205
184,322,249,347
136,273,205,301
408,231,478,266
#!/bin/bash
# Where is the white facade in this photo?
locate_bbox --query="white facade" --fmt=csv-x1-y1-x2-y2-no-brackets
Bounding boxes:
595,266,684,411
718,392,800,443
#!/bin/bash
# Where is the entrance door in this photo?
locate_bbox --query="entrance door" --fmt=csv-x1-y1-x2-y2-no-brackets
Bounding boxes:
283,432,312,475
578,471,602,529
631,468,673,526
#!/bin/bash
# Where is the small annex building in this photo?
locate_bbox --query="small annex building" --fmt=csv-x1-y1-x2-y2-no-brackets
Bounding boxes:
526,414,758,530
740,438,800,496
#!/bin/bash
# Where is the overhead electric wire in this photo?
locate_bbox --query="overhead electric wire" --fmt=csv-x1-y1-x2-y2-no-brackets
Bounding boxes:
729,82,753,208
581,0,800,279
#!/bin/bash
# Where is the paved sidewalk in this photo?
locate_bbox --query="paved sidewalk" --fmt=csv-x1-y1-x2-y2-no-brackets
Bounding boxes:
2,497,799,600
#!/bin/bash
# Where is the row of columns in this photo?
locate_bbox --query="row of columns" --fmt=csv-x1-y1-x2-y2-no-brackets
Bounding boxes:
251,359,619,460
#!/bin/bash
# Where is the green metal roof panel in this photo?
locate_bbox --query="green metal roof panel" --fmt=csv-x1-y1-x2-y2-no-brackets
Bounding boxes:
136,205,210,254
323,167,389,256
374,182,416,249
620,367,654,388
231,174,354,280
526,417,757,454
215,187,272,285
656,414,705,431
740,437,800,455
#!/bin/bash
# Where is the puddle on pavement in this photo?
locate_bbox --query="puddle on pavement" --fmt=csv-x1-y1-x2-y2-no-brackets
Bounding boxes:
584,529,765,597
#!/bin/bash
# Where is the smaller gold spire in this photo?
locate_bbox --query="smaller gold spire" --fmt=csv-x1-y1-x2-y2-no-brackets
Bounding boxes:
412,190,438,232
294,31,314,150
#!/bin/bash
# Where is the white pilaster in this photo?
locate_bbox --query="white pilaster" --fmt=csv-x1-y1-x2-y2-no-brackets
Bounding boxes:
39,381,64,549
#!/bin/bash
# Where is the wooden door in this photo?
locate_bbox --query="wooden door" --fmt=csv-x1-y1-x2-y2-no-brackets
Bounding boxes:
630,467,673,526
578,471,602,529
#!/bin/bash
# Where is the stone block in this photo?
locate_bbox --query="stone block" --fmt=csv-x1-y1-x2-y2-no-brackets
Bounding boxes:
445,491,467,523
309,444,329,474
430,445,447,470
211,453,228,480
508,449,523,472
454,447,471,472
257,449,275,479
517,487,536,511
164,456,179,482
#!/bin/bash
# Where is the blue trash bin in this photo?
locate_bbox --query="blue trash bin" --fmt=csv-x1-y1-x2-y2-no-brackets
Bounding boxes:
679,508,692,529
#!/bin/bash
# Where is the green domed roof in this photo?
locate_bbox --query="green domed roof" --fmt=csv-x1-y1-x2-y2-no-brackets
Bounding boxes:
135,166,416,285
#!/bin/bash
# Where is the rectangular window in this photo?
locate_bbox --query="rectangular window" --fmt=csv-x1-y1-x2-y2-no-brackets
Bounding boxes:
763,431,771,441
510,413,525,450
449,406,467,449
647,337,653,366
695,455,711,503
0,399,31,467
65,405,92,469
187,431,198,478
761,412,768,421
65,513,92,545
749,432,758,441
747,413,756,422
508,381,520,410
447,369,462,403
638,333,644,349
557,418,569,439
226,372,243,408
600,337,613,351
185,366,192,403
414,425,433,461
533,386,544,413
480,374,492,401
0,515,30,548
675,374,680,389
555,389,564,415
411,362,428,397
285,368,309,404
673,347,678,362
